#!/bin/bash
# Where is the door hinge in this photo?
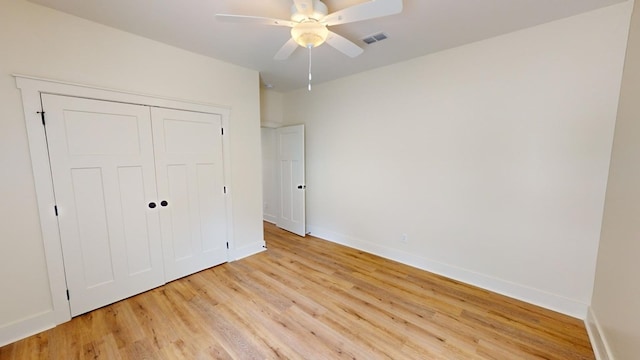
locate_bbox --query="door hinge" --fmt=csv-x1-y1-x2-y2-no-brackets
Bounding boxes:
223,186,227,194
54,205,58,216
66,289,70,300
38,111,45,125
221,127,224,135
226,242,229,249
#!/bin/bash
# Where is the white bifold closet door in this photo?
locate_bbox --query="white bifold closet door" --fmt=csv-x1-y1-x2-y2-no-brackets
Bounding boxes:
150,107,227,282
42,94,227,316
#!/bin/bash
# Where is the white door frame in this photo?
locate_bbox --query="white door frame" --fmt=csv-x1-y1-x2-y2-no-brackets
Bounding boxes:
15,75,234,326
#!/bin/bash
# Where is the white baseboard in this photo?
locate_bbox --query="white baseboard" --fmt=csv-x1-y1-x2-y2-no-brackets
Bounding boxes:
0,310,57,347
585,307,615,360
307,225,588,319
230,241,266,261
263,216,276,224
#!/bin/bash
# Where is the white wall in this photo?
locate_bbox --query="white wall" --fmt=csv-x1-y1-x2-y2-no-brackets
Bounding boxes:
282,2,632,318
260,88,284,127
590,1,640,359
0,0,263,345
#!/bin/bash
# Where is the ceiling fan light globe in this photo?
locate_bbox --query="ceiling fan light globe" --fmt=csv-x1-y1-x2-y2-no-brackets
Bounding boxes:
291,22,328,48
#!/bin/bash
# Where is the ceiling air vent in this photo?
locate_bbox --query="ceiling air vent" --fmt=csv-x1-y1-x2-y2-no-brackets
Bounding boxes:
362,32,388,45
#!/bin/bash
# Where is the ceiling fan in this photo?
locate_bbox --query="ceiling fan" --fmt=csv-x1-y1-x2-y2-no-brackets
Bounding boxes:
216,0,403,60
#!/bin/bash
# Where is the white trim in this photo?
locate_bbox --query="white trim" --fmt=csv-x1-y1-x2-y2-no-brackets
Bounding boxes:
586,307,615,360
230,241,267,261
263,214,277,223
260,121,283,128
15,77,72,331
0,311,56,347
221,114,234,260
14,74,232,112
12,74,235,344
307,224,589,319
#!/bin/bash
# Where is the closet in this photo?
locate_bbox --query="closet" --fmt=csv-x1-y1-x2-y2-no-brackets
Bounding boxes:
42,94,228,316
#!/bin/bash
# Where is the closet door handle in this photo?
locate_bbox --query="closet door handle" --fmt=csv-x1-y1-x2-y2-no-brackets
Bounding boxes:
160,200,169,207
148,202,157,209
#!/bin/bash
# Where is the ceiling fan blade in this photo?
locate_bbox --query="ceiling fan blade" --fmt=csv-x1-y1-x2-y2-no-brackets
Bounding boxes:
215,14,294,27
325,31,364,58
274,38,300,60
322,0,403,26
292,0,315,16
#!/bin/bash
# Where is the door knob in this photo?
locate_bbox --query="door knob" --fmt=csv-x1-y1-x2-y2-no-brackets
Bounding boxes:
297,185,306,189
148,202,157,209
160,200,169,207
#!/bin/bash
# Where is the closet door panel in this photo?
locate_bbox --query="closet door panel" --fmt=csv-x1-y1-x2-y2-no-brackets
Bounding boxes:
42,94,164,316
118,166,155,275
197,163,227,253
166,164,194,260
70,167,114,287
151,107,228,282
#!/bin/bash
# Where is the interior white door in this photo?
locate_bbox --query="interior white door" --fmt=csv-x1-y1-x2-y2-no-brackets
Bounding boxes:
151,107,228,282
42,94,164,316
276,124,306,236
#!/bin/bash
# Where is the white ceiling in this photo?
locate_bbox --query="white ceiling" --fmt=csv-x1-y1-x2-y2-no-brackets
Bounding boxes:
28,0,627,92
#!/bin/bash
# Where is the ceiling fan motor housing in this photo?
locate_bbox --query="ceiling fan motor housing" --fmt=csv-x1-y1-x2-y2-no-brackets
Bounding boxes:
290,0,328,22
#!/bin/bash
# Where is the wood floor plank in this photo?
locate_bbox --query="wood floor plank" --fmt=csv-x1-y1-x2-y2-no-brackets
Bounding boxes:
0,222,595,359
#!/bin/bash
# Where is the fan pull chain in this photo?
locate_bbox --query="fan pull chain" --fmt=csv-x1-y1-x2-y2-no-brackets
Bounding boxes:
308,44,313,91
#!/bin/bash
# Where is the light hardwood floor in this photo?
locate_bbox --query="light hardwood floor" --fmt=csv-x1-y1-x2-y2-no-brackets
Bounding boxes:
1,222,594,359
